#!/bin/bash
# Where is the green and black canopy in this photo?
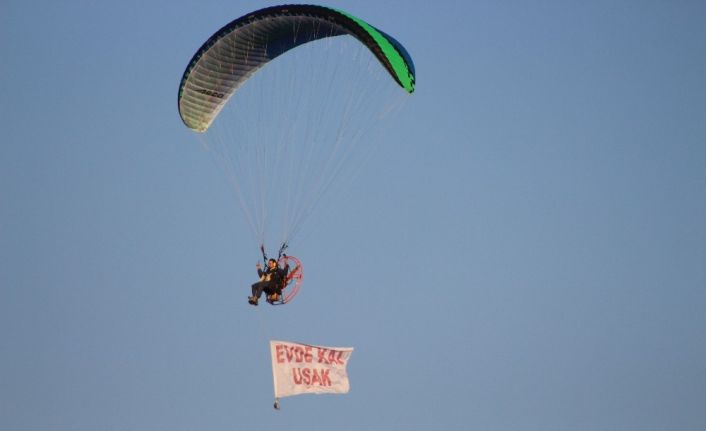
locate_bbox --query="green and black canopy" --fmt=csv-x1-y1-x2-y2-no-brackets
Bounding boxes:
178,4,416,132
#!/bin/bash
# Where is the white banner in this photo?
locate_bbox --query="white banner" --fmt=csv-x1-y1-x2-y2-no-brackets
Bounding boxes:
270,340,354,399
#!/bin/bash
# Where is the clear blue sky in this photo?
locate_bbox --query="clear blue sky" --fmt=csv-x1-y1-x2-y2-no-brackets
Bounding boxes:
2,1,705,430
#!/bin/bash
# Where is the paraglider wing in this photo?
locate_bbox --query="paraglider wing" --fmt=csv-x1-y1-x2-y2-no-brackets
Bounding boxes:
177,4,416,132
